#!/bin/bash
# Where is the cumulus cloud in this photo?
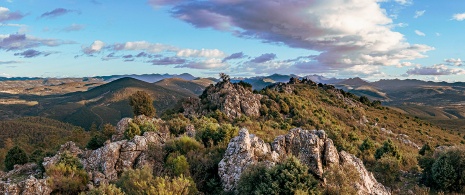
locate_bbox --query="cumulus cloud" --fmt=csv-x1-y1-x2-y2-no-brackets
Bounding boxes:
82,40,105,55
40,8,79,18
14,49,53,58
406,64,465,75
176,48,226,58
250,53,277,63
176,58,228,69
394,0,412,5
414,10,425,18
445,58,463,66
222,52,245,62
150,57,186,65
452,13,465,21
151,0,433,71
0,7,24,22
415,30,426,36
0,34,74,51
111,41,178,53
62,24,85,32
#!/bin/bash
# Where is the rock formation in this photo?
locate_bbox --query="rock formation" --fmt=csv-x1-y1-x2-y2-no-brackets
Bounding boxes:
183,80,262,119
218,128,390,195
0,119,168,194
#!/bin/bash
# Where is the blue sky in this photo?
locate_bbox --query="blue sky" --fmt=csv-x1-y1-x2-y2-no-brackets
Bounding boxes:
0,0,465,81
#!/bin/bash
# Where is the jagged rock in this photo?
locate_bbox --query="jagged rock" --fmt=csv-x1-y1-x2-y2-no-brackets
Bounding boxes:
339,151,390,195
0,163,51,195
183,80,261,119
218,128,390,194
218,128,279,191
112,117,132,141
0,175,51,195
81,131,167,186
43,141,83,170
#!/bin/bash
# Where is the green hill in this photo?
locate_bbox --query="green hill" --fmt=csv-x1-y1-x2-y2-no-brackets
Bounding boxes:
0,117,90,169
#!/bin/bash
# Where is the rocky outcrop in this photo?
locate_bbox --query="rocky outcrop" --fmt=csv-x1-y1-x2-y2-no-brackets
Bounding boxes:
0,163,52,195
183,80,261,119
81,131,167,185
218,128,390,195
0,175,51,195
218,129,279,190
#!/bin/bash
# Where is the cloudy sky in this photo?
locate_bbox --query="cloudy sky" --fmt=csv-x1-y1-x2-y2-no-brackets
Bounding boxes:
0,0,464,81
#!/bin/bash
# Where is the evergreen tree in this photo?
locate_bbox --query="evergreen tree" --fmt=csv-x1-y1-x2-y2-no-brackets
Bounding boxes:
4,146,28,171
129,91,156,117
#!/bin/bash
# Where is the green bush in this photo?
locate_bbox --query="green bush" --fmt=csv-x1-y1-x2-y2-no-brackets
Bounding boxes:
167,116,190,136
164,136,203,156
373,155,400,187
129,91,156,117
116,166,196,195
46,152,88,194
323,164,361,195
84,184,125,195
4,146,28,171
374,139,401,160
86,134,107,150
165,153,190,177
124,121,141,140
237,156,319,195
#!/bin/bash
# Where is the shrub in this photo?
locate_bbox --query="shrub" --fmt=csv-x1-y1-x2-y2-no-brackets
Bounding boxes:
117,166,196,195
237,156,319,194
164,136,203,156
373,155,400,187
86,134,106,150
167,116,190,136
83,184,125,195
46,152,88,194
165,153,190,177
124,121,141,140
4,146,28,171
374,139,401,160
129,91,156,117
324,164,361,195
420,148,465,193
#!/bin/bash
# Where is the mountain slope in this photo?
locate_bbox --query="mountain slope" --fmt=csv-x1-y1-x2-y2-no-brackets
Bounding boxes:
38,77,196,129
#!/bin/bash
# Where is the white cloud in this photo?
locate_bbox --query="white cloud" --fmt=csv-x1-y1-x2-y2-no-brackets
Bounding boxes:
415,30,426,36
151,0,433,73
176,48,226,58
82,40,105,55
177,58,228,69
414,10,425,18
111,41,178,53
445,58,463,66
452,13,465,21
0,7,23,22
394,0,412,5
407,64,465,75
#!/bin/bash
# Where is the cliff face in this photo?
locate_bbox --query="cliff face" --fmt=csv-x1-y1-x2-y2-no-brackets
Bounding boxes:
218,128,391,195
183,80,262,119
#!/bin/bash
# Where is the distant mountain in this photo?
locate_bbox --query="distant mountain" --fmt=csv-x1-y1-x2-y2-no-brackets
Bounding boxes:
154,77,214,95
336,77,371,87
94,73,196,83
303,75,343,84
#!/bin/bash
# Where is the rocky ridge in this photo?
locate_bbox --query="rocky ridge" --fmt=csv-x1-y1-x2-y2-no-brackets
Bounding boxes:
219,128,391,195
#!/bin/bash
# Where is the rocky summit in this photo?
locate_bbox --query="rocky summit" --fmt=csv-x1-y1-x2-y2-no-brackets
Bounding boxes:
219,128,390,195
183,79,261,119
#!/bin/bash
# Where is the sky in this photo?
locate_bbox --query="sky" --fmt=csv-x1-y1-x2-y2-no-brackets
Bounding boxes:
0,0,465,82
